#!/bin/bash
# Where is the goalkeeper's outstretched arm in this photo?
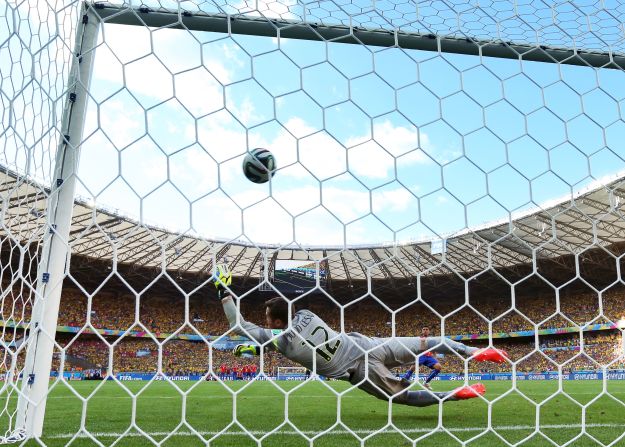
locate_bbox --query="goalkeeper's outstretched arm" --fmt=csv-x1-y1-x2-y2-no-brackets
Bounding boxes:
221,295,275,345
213,263,279,349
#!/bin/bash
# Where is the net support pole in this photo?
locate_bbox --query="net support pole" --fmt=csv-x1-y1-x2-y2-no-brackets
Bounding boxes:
15,3,100,438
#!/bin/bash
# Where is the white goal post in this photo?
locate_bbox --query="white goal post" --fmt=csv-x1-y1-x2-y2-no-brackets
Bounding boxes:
9,3,100,440
93,2,625,70
2,0,625,445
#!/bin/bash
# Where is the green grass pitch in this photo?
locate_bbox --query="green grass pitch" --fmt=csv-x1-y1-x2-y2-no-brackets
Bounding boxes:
10,380,625,446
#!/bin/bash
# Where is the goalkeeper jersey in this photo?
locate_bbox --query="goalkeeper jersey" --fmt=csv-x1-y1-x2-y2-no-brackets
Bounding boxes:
222,297,366,379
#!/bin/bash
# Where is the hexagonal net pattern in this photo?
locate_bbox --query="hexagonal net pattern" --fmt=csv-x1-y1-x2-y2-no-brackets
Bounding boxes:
1,0,625,445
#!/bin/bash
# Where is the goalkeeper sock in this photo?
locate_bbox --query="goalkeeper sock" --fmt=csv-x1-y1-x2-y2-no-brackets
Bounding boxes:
425,337,479,356
404,384,485,407
405,390,451,407
425,369,440,384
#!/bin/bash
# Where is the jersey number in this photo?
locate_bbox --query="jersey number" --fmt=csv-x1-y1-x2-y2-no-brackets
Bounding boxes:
302,326,341,362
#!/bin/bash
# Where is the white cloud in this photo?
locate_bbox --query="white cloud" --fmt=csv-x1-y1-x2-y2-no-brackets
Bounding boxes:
229,0,300,20
372,187,413,213
200,195,351,246
151,27,202,73
243,198,294,242
233,97,259,126
322,186,370,223
120,139,169,196
195,111,247,163
76,132,119,197
78,99,424,243
123,55,175,106
278,117,317,139
268,182,410,222
348,140,394,179
271,185,320,216
175,68,224,117
143,183,191,230
91,26,429,183
94,24,241,115
218,42,247,76
187,180,415,244
298,132,347,180
345,120,431,179
81,25,438,244
373,119,430,158
168,145,219,200
295,207,346,246
191,191,243,238
98,98,145,148
99,24,152,65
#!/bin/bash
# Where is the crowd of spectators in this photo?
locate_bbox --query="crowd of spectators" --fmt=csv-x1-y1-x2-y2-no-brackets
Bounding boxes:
45,288,625,339
2,285,625,340
46,337,301,377
395,331,625,375
53,290,232,336
45,329,624,378
2,284,625,378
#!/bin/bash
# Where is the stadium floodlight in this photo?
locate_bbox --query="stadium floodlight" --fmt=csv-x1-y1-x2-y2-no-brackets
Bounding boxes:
2,0,625,445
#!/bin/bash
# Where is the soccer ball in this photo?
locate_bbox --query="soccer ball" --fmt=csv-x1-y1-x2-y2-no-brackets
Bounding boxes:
242,148,277,184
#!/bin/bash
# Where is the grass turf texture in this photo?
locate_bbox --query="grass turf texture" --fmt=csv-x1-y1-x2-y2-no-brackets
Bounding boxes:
6,380,625,446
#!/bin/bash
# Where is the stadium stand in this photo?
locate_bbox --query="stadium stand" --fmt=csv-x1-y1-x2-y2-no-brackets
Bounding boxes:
1,167,624,381
2,283,622,378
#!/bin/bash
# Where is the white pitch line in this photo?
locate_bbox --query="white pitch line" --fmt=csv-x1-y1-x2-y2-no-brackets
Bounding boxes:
46,424,625,439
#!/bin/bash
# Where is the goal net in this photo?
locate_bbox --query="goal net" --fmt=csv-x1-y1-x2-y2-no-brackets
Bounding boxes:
1,0,625,445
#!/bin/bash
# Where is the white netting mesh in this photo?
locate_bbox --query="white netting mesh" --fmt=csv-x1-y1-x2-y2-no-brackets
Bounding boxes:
1,0,625,445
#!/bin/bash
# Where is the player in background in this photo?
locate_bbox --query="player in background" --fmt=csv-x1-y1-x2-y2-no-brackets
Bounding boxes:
213,264,508,407
403,326,442,389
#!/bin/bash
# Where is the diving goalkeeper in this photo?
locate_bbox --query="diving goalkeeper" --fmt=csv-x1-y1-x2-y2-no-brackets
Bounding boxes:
213,264,507,407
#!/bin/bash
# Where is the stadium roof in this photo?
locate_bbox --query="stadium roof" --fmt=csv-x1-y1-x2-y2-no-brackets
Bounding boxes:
2,165,625,287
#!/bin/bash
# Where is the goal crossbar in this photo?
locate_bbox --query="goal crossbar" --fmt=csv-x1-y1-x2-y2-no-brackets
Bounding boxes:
92,2,625,70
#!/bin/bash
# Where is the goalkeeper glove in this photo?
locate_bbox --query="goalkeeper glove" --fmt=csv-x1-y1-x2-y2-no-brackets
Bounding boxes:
233,344,259,357
213,263,232,299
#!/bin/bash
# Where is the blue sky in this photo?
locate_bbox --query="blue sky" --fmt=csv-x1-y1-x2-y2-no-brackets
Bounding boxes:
4,3,625,247
71,21,625,247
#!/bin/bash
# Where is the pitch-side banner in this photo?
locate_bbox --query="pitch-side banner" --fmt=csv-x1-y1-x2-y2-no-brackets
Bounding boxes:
31,370,625,382
84,370,625,381
424,370,625,381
